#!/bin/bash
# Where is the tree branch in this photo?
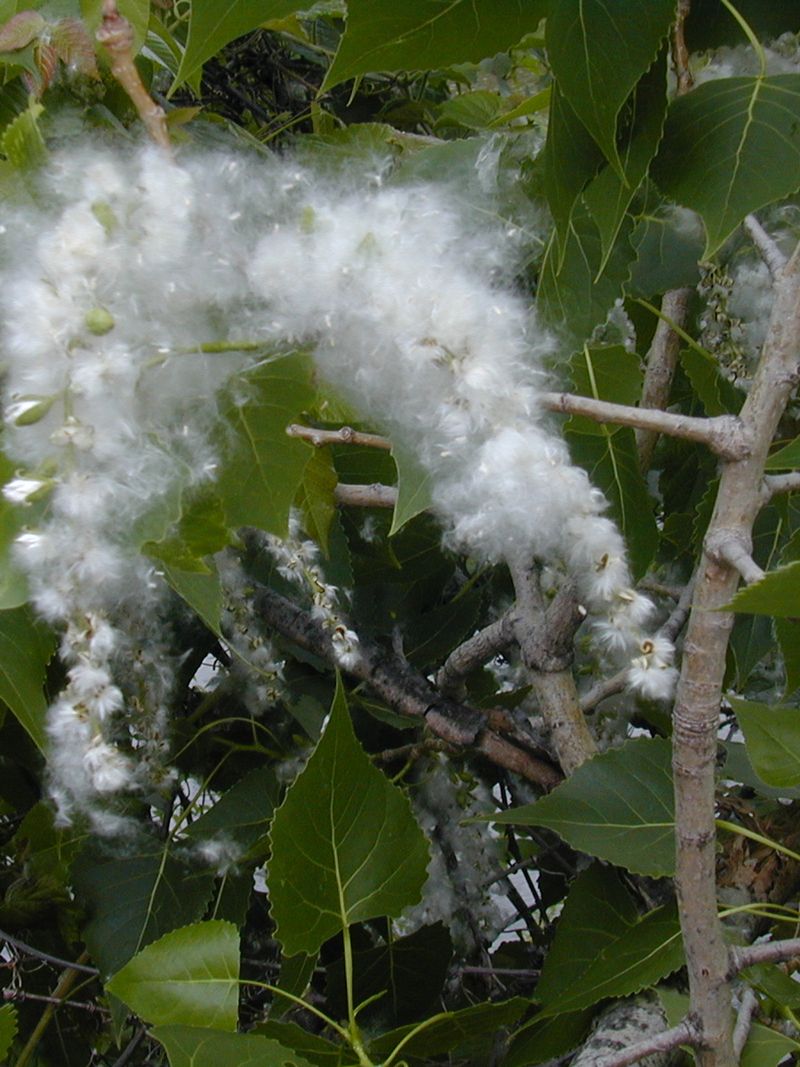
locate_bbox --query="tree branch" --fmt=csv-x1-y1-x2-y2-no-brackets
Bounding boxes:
705,530,765,585
96,1,170,152
636,287,693,471
539,393,750,461
729,937,800,973
435,611,515,699
672,240,800,1065
253,582,562,790
334,483,397,508
589,1019,697,1067
286,423,392,450
762,471,800,499
509,563,596,774
744,214,787,280
732,988,759,1060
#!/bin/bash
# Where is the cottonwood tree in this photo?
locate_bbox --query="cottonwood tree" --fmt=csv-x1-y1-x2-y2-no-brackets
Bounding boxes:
1,2,800,1066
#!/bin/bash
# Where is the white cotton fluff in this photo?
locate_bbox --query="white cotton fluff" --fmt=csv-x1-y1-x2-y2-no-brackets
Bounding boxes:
0,137,673,830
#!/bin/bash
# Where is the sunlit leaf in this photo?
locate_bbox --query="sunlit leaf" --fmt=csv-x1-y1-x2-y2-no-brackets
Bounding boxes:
0,1004,17,1062
484,737,675,876
653,75,800,257
1,98,45,168
152,1024,316,1067
268,677,429,955
108,921,239,1030
766,436,800,470
324,0,548,91
725,561,800,617
390,442,432,536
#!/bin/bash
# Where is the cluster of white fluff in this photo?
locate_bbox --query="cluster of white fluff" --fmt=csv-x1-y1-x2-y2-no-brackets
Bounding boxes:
1,136,673,829
692,31,800,84
259,514,361,670
401,755,504,953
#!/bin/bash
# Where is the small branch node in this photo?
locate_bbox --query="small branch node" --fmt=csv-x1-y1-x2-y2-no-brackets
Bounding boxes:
705,530,764,585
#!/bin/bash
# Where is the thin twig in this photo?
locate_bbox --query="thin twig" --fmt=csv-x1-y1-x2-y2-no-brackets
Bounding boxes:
762,471,800,499
12,954,91,1067
334,483,397,508
732,987,759,1059
589,1018,697,1067
3,989,107,1014
539,393,750,461
97,1,171,151
0,930,99,976
580,668,627,713
109,1026,147,1067
286,423,392,450
744,214,787,280
730,937,800,973
672,0,694,95
660,576,696,643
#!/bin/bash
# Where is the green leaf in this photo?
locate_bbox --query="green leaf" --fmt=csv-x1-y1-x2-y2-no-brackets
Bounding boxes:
504,1009,594,1067
184,765,280,856
484,737,675,877
163,561,223,636
0,1004,17,1062
628,200,704,299
722,741,800,801
544,83,604,255
731,696,800,790
390,441,432,536
298,449,337,557
268,676,430,956
324,0,548,91
268,953,317,1021
1,98,46,169
725,560,800,617
107,921,239,1031
405,587,482,671
73,841,215,978
152,1025,316,1067
539,902,683,1017
215,353,314,537
766,436,800,470
0,12,45,52
777,618,800,697
679,347,744,417
583,51,668,274
326,923,453,1028
536,864,638,1005
253,1021,355,1065
0,605,55,752
567,427,658,580
653,75,800,258
435,90,503,131
173,0,304,91
144,489,231,573
537,201,636,351
741,1022,800,1067
367,999,528,1060
566,345,643,435
546,0,675,175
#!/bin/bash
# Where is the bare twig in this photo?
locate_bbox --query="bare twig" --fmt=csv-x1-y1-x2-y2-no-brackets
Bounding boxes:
286,423,392,450
580,668,627,713
744,214,787,280
435,611,515,698
0,930,99,976
732,988,759,1059
334,483,397,508
96,1,170,151
509,563,596,774
109,1026,147,1067
730,937,800,973
672,0,694,95
3,989,107,1014
660,577,696,643
762,471,800,499
539,393,750,461
12,954,91,1067
636,287,693,470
